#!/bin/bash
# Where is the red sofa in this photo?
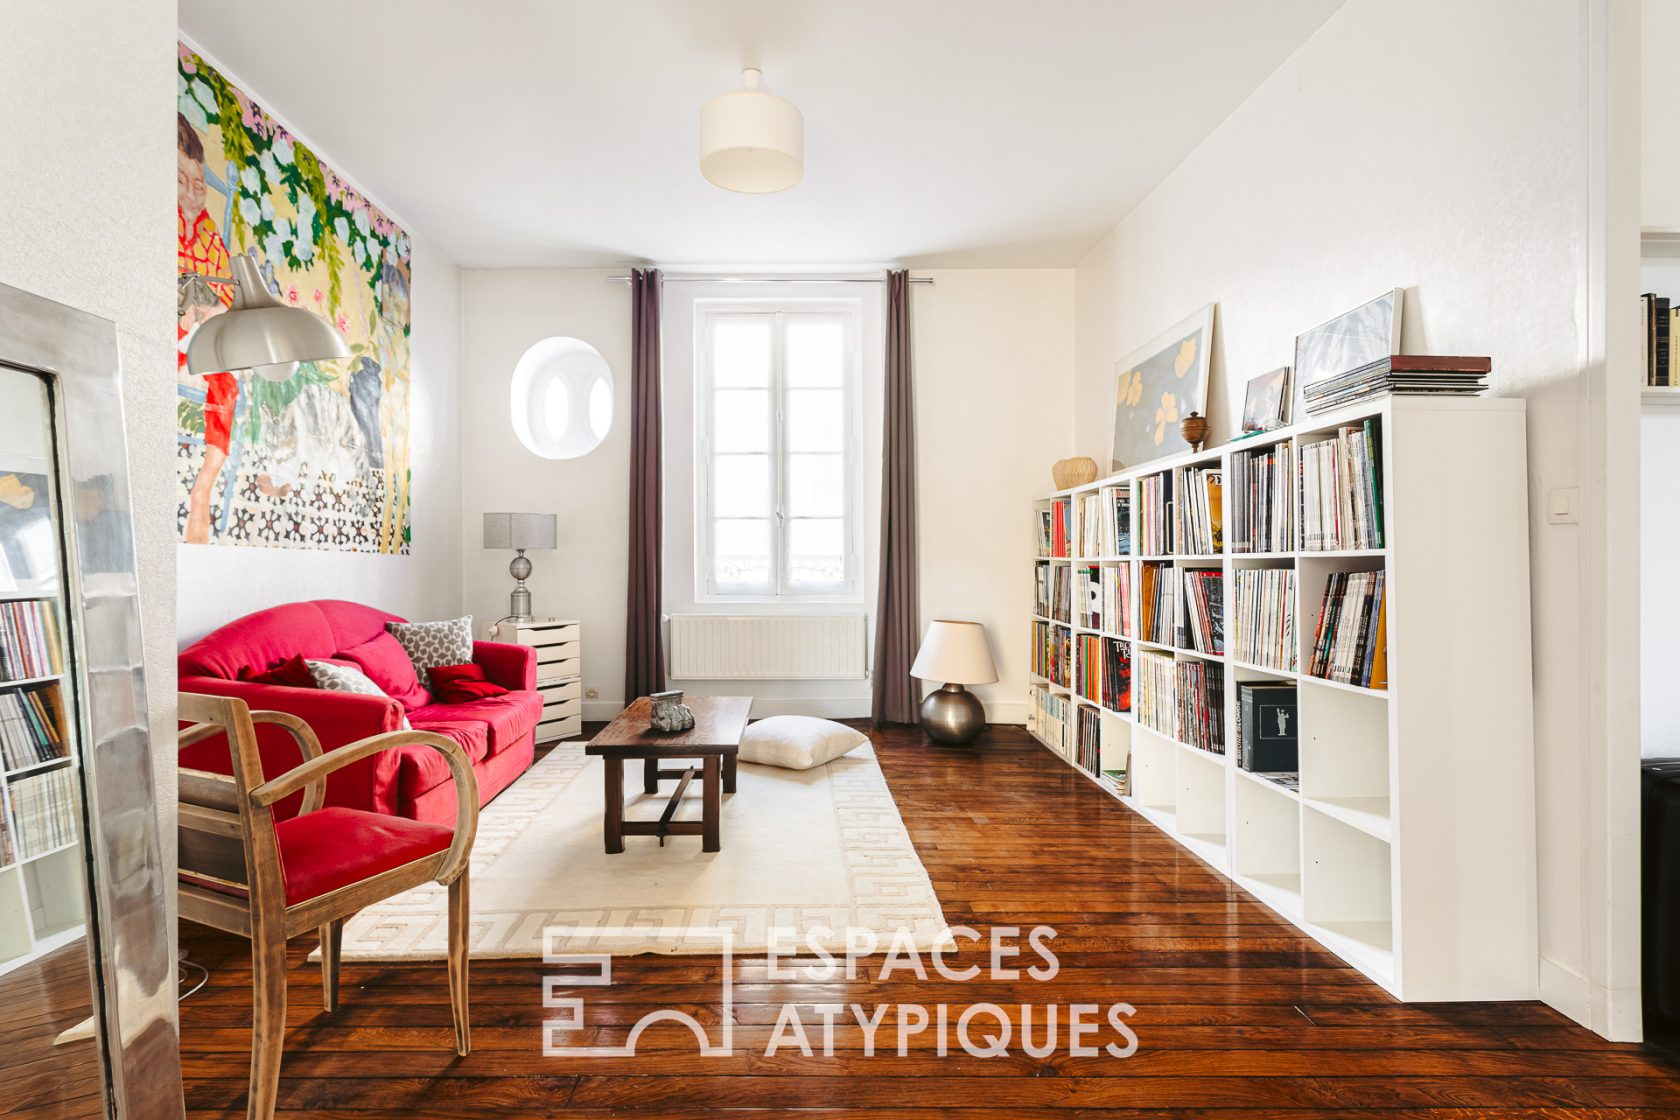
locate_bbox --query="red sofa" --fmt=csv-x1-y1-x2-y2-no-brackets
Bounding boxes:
178,599,540,824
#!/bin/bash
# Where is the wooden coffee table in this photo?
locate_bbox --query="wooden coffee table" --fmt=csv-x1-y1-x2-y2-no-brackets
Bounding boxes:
585,695,751,853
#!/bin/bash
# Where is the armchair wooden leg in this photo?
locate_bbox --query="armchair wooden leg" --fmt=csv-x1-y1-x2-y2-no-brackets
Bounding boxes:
248,923,288,1120
447,872,471,1057
319,919,344,1012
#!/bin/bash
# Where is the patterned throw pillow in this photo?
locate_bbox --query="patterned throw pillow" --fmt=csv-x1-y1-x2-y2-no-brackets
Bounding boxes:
303,660,413,730
385,616,474,690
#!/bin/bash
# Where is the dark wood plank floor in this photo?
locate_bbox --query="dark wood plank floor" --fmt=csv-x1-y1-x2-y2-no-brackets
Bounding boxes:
159,724,1680,1116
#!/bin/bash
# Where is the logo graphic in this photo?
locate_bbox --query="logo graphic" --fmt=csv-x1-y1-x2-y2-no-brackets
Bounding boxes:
542,926,735,1057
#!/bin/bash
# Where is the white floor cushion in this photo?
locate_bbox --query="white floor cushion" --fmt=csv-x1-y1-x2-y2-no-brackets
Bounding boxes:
738,715,869,770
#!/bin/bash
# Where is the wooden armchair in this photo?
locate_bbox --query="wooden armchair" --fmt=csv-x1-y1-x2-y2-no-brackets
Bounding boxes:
176,692,478,1120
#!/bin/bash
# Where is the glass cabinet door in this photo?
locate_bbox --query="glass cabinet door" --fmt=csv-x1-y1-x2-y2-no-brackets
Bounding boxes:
0,366,104,1117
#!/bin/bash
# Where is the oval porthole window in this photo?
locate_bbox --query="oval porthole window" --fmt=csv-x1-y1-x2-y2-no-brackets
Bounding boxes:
510,336,614,459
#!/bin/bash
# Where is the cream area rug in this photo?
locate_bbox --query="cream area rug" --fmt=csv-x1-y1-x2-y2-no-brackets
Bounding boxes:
329,740,949,959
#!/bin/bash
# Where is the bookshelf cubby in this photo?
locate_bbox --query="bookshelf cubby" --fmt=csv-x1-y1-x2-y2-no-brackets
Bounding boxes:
1024,396,1536,1001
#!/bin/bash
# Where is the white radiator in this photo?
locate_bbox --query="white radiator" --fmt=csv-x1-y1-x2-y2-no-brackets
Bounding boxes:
667,614,869,680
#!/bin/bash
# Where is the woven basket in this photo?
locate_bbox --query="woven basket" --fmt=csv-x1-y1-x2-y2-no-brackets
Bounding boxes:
1051,456,1099,490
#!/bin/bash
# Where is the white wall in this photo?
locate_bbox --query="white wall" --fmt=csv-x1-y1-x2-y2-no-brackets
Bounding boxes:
0,0,179,884
1072,0,1607,1029
172,47,465,645
458,269,1073,721
1644,0,1680,228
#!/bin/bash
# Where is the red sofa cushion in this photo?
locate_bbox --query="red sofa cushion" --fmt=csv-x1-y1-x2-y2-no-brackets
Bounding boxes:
272,807,453,906
340,633,432,711
394,721,488,811
179,600,406,682
429,662,509,704
410,691,542,755
239,654,315,689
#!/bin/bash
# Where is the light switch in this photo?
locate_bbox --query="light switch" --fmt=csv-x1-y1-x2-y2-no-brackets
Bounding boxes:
1548,487,1579,525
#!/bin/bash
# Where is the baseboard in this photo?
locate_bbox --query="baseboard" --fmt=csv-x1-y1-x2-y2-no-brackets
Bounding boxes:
585,698,1031,725
1539,956,1644,1042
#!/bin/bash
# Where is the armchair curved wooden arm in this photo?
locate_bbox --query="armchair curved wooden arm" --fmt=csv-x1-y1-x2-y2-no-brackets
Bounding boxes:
175,692,477,1120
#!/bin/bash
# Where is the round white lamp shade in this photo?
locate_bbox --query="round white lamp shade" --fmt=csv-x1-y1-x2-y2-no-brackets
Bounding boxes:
700,68,803,194
910,620,999,685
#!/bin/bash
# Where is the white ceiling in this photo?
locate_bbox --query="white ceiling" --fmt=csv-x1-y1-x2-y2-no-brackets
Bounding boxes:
179,0,1343,270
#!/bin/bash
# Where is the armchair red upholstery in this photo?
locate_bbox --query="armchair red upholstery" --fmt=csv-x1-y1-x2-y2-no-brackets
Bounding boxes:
179,600,539,824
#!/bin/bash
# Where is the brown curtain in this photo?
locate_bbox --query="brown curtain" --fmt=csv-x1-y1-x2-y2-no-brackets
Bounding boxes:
872,270,920,725
624,268,666,701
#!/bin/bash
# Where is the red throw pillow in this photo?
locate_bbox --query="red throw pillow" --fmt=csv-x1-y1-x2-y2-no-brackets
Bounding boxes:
239,655,316,689
339,632,432,711
428,662,509,704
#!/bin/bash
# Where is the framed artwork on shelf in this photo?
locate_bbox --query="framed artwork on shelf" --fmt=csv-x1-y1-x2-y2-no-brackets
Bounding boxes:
1293,288,1403,411
1109,303,1215,472
1240,366,1292,434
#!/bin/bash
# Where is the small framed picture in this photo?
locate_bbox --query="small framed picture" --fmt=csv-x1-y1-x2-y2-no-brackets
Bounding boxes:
1241,367,1292,433
1293,288,1403,410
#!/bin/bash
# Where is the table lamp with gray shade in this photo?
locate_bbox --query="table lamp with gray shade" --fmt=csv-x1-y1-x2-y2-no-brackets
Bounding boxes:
909,620,998,745
483,512,557,623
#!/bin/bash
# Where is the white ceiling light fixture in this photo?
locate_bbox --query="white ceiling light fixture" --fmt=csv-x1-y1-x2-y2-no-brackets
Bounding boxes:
699,67,803,194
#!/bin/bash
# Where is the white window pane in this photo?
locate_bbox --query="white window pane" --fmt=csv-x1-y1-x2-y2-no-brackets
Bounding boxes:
714,518,771,588
712,317,771,387
787,518,846,587
713,453,770,517
713,389,770,453
787,453,845,517
786,318,845,387
588,376,612,441
786,389,844,452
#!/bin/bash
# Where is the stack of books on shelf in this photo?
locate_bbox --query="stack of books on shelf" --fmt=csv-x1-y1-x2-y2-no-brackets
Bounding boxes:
1078,493,1104,556
1034,562,1072,622
1307,571,1388,688
0,789,12,866
1233,569,1296,671
1135,649,1175,738
1174,466,1223,554
1181,570,1224,656
1140,563,1180,646
1302,355,1489,413
1230,442,1294,553
1102,636,1131,713
0,600,63,682
1176,660,1225,754
1075,633,1103,704
1076,567,1108,630
1032,620,1071,686
1237,681,1299,775
9,767,77,858
1300,418,1385,550
1029,685,1072,755
1645,294,1678,386
1076,705,1101,775
1106,491,1132,555
1139,473,1173,555
1039,499,1073,558
0,685,65,771
1101,565,1133,637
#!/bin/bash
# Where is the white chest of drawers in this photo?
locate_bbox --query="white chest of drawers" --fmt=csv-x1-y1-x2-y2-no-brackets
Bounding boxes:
502,619,583,743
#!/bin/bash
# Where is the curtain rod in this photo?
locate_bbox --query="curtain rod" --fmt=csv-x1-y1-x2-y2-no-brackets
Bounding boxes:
605,274,933,285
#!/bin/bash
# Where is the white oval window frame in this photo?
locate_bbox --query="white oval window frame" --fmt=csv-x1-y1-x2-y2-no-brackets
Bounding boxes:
510,336,614,459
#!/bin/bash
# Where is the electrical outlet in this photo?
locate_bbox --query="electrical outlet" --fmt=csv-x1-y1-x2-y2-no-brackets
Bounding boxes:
1548,487,1580,525
585,686,600,700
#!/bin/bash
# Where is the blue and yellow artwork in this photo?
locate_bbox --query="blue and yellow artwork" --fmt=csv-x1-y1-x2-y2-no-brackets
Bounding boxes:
1109,304,1215,471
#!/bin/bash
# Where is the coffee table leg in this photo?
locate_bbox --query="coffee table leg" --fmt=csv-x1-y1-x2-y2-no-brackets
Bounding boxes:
604,757,625,854
643,757,659,794
723,753,737,794
702,756,721,853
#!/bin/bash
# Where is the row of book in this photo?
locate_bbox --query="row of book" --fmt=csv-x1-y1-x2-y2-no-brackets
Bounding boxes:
1644,294,1677,386
1237,681,1299,774
0,599,64,683
1101,636,1132,713
1303,354,1488,413
1037,499,1073,558
8,767,78,859
1232,569,1296,671
1177,659,1226,754
1135,649,1176,740
1075,564,1133,636
1032,620,1071,687
1028,685,1072,756
1307,571,1388,688
1139,563,1180,646
0,791,11,866
1181,568,1224,656
1034,561,1072,623
1138,473,1173,556
1300,419,1385,551
1075,705,1102,776
1175,466,1223,555
1229,442,1294,554
1075,633,1104,705
1072,489,1135,558
0,685,66,772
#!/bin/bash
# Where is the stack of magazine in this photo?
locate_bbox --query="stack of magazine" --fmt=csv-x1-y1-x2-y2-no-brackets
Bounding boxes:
1304,354,1489,413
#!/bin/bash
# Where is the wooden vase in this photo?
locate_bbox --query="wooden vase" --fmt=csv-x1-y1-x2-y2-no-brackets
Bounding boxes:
1179,412,1210,452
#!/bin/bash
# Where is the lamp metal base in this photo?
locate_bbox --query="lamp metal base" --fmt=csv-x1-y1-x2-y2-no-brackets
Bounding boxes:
920,683,986,745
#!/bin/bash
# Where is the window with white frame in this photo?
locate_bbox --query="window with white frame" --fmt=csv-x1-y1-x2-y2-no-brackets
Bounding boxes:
696,302,860,599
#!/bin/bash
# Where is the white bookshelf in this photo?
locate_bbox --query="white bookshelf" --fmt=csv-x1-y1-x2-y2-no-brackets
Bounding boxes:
1026,395,1536,1002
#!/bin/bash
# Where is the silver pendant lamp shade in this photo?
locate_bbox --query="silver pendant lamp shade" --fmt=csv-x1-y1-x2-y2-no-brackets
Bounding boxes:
185,250,351,381
700,68,803,194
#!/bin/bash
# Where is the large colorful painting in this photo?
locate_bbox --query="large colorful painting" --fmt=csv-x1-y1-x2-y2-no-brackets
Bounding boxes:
1109,304,1215,471
176,43,411,553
